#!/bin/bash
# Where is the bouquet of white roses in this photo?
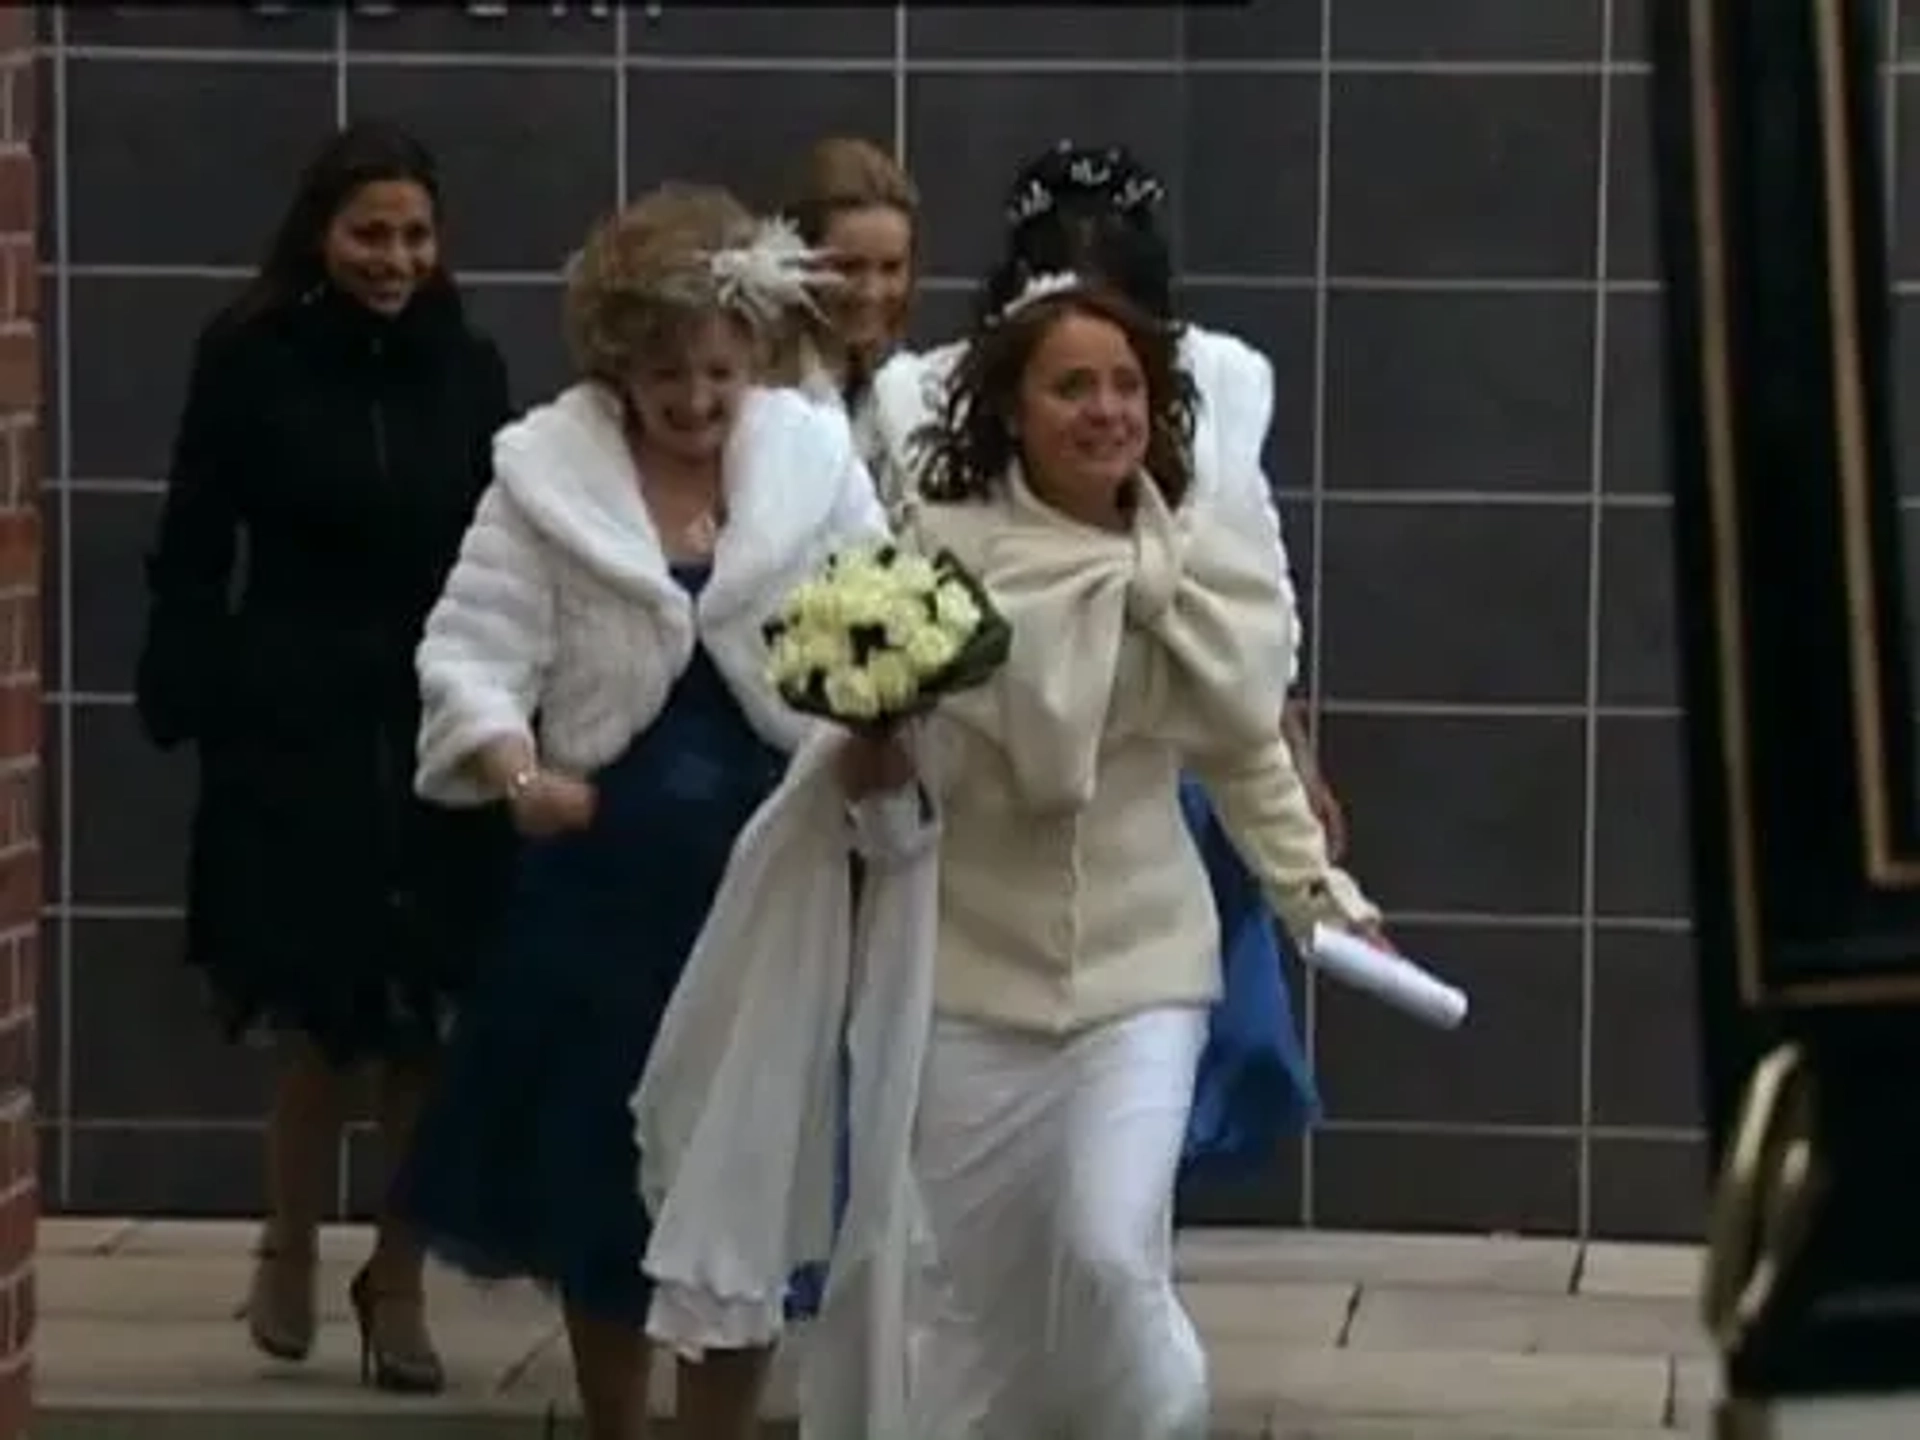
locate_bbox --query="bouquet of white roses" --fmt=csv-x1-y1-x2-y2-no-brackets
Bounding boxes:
764,542,1011,728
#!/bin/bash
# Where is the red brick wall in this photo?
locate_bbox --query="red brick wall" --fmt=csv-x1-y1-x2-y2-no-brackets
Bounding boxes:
0,8,37,1439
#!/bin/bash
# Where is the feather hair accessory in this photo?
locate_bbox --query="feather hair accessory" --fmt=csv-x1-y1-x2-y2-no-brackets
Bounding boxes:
703,216,841,326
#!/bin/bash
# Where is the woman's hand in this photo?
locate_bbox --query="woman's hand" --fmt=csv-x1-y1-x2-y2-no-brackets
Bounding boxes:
1349,920,1397,954
837,727,916,799
508,770,597,838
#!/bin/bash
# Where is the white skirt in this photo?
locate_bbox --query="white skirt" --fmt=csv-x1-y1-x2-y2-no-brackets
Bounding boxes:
907,1004,1210,1440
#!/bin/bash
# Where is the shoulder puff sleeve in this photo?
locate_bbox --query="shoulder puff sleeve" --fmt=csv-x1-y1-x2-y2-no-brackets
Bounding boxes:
415,479,556,805
825,442,891,547
868,345,962,519
1191,735,1379,944
1191,328,1302,688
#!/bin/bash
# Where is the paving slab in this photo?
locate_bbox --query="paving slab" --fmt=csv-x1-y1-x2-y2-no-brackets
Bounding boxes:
1228,1347,1674,1430
39,1219,138,1256
1580,1242,1703,1300
1178,1230,1581,1294
37,1316,555,1404
31,1221,1718,1435
1269,1426,1689,1440
109,1220,374,1262
1671,1356,1721,1431
39,1251,557,1329
1346,1285,1709,1358
502,1324,800,1414
1181,1280,1357,1347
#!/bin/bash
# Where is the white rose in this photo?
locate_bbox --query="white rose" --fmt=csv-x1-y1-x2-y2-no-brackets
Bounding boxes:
829,544,879,575
767,633,808,687
789,579,844,630
823,663,882,720
932,579,982,638
842,576,896,629
889,553,939,593
880,594,934,647
799,628,853,674
902,622,960,677
864,650,918,710
833,549,887,592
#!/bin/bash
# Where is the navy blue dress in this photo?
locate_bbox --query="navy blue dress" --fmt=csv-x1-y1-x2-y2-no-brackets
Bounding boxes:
393,563,786,1325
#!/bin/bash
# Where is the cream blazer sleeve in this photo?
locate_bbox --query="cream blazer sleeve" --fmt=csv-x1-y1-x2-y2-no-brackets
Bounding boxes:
1181,464,1378,941
1191,740,1380,943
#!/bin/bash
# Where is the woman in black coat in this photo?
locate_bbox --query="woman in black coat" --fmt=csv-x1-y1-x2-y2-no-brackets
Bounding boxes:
134,121,515,1394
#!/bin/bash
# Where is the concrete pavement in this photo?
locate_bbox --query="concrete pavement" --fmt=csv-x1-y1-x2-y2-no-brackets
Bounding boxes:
31,1219,1720,1437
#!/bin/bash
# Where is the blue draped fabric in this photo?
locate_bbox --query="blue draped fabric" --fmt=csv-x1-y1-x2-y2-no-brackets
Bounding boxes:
1177,774,1321,1177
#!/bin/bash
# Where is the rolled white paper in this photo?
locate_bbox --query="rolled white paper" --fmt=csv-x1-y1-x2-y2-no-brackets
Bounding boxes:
1309,923,1470,1030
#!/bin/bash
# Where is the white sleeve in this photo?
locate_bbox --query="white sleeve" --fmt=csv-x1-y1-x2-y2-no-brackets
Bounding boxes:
826,445,893,547
1197,334,1302,689
415,481,556,805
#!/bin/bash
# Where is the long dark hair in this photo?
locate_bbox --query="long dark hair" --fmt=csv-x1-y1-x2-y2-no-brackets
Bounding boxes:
226,120,447,326
920,283,1196,507
977,141,1176,325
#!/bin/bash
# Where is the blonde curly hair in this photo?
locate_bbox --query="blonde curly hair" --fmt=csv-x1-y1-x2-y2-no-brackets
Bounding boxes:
563,182,809,385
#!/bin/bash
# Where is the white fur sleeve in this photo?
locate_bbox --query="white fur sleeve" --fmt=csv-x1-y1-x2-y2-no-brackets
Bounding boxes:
826,446,893,546
1198,333,1302,688
415,480,556,806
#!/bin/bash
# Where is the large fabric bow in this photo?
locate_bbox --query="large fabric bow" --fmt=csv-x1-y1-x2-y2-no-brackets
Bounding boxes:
940,469,1292,813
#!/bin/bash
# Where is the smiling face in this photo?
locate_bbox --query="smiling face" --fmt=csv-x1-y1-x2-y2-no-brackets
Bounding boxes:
321,178,439,316
819,203,913,366
623,310,758,465
1013,307,1151,526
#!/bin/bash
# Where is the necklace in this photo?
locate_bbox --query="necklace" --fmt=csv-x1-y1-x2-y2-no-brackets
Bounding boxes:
679,509,719,554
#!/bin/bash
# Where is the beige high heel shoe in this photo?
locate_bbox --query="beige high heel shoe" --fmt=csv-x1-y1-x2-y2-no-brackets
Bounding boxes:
348,1263,446,1394
244,1238,316,1362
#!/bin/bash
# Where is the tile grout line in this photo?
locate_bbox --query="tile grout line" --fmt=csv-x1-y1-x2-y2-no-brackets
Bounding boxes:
50,4,75,1211
331,2,347,124
612,0,629,205
42,688,1695,719
1575,0,1621,1243
34,1113,1711,1143
53,261,1685,293
49,474,1703,507
1300,0,1335,1230
38,899,1698,932
892,1,908,167
53,44,1661,76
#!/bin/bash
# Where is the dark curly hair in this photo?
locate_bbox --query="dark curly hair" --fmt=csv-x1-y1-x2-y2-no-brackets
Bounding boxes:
919,282,1196,508
978,141,1175,325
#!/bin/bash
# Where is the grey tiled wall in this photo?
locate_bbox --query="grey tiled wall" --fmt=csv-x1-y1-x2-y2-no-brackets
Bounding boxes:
36,1,1714,1238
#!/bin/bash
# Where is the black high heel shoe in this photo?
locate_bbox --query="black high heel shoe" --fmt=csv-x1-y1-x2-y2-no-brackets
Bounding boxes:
347,1263,446,1395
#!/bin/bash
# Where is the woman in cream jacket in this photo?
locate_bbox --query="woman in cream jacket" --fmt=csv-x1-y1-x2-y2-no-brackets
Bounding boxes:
847,275,1387,1439
394,184,885,1440
871,142,1339,1178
